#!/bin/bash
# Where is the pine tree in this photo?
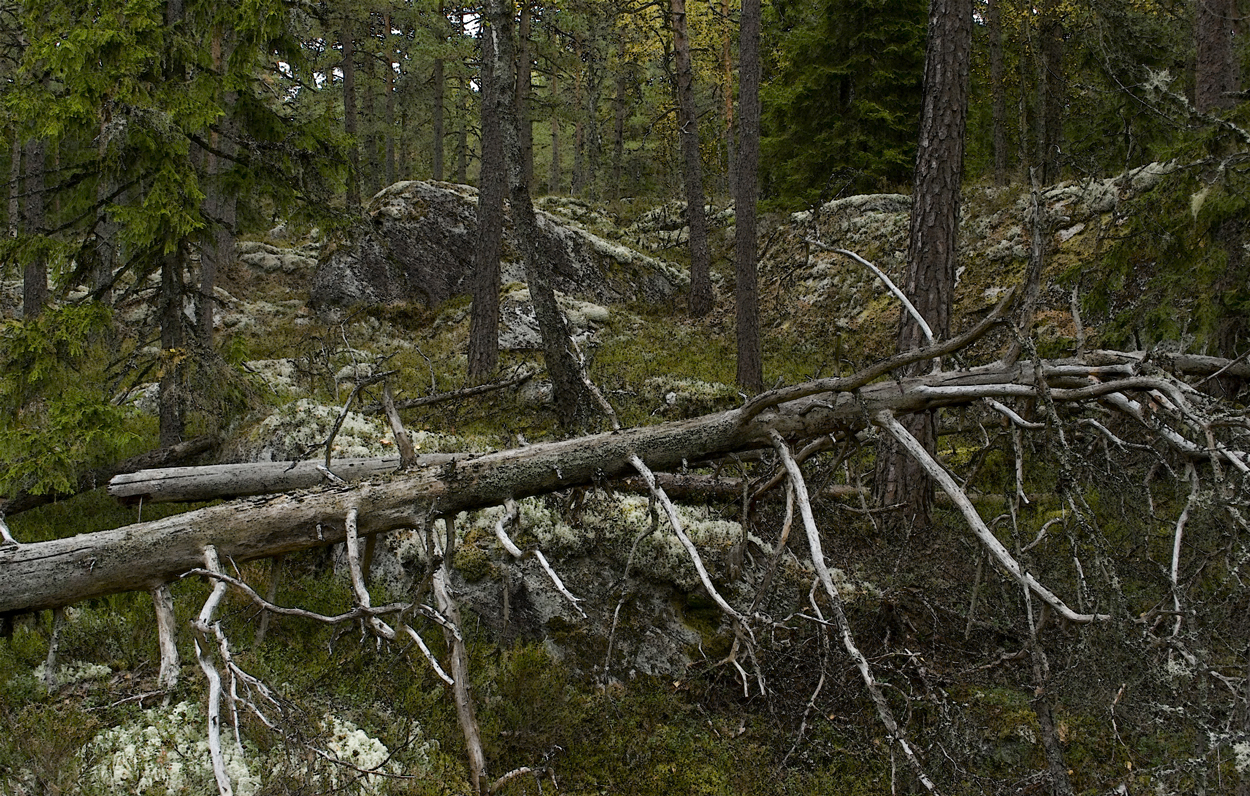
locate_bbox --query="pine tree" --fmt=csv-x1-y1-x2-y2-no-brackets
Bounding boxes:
762,0,926,204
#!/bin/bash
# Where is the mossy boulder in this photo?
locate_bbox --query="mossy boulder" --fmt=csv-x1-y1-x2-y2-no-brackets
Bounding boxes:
311,181,684,319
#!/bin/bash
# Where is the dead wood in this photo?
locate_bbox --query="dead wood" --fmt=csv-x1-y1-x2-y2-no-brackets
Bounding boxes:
4,350,1231,616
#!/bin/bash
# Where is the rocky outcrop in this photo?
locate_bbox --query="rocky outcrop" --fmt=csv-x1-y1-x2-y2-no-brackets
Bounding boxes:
310,181,686,317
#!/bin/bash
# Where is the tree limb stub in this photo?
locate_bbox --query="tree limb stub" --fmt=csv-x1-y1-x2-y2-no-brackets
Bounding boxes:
0,356,1225,615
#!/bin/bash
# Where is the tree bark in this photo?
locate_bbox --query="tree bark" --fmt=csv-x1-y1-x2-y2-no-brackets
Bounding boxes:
467,24,507,383
516,0,533,189
159,246,187,448
549,70,561,193
670,0,714,317
613,37,627,199
486,0,598,430
875,0,972,528
572,65,585,195
1037,0,1064,184
1194,0,1240,113
342,22,361,213
456,10,469,187
987,0,1008,186
200,23,236,347
21,138,47,320
720,0,736,197
7,135,19,241
385,11,398,186
734,0,763,392
432,4,445,182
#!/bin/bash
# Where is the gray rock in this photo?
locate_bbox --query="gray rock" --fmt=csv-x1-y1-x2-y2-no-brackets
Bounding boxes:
310,181,683,317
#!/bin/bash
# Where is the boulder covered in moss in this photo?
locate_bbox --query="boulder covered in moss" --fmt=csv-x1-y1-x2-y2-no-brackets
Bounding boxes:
310,181,685,318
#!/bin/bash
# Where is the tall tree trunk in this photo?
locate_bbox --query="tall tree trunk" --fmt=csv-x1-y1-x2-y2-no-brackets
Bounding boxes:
7,135,18,240
735,0,762,392
1036,0,1064,184
487,0,596,430
721,0,736,198
549,70,561,193
572,56,586,195
364,31,381,199
457,38,469,186
875,0,972,528
432,60,444,181
467,25,507,383
342,22,361,212
21,139,47,320
987,0,1008,186
432,4,445,182
1195,0,1240,112
613,37,627,198
385,12,397,186
200,23,236,347
669,0,713,317
159,246,186,448
516,0,533,189
95,115,117,303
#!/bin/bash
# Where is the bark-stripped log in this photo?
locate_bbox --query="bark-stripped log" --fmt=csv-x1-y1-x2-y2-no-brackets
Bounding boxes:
2,349,1231,616
108,455,455,504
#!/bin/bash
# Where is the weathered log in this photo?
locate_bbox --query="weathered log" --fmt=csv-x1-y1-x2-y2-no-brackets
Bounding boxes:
108,454,455,504
0,356,1185,616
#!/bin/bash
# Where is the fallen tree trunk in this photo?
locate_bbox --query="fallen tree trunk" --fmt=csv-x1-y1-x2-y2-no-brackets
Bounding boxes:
108,454,455,504
2,350,1200,616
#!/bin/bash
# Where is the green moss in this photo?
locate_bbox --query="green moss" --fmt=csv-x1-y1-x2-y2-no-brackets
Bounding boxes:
453,542,494,583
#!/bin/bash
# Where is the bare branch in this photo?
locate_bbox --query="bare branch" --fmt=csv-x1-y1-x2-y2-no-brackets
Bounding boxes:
768,430,940,793
873,411,1109,623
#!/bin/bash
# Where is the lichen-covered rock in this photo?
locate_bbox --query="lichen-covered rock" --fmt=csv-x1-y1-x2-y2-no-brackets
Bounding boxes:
310,181,683,318
236,240,319,274
497,286,610,350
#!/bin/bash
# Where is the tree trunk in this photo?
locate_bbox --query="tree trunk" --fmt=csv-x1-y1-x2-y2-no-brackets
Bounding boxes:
486,0,597,430
669,0,713,317
987,0,1008,186
1037,0,1064,184
433,54,445,182
457,11,469,186
342,22,361,212
734,0,763,393
572,55,586,195
364,31,381,199
95,116,117,303
467,24,507,384
549,70,561,193
431,5,445,182
22,139,47,320
5,341,1201,617
7,135,19,241
720,0,736,197
516,0,533,189
159,246,186,448
386,11,398,186
875,0,972,528
200,23,236,347
1195,0,1240,113
613,37,627,199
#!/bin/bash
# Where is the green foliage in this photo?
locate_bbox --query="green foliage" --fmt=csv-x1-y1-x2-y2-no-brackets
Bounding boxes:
0,305,137,499
1086,153,1250,354
761,0,925,206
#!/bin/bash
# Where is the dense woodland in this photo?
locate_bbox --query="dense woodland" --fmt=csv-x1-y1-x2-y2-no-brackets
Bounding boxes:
1,0,1250,793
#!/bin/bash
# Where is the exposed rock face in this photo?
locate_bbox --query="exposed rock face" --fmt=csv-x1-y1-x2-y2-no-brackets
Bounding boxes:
311,181,685,317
